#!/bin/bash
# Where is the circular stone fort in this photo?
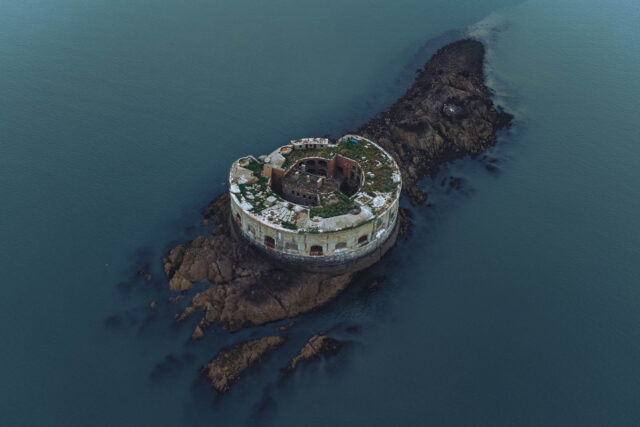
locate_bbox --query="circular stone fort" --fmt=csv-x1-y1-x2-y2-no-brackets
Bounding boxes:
228,135,401,273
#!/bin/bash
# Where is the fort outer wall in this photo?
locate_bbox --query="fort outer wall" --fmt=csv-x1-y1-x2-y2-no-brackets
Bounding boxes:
229,194,399,274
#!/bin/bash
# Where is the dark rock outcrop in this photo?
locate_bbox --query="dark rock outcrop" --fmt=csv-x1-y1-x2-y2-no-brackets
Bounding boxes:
201,336,286,394
163,39,511,339
284,334,343,373
357,39,512,204
163,196,353,335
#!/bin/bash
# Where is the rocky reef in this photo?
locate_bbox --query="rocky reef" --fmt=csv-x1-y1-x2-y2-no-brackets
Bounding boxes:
161,39,511,393
284,334,343,373
357,39,512,204
202,336,286,394
163,193,355,336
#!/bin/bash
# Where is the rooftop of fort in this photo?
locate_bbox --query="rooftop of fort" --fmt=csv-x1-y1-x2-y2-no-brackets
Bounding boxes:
228,135,401,233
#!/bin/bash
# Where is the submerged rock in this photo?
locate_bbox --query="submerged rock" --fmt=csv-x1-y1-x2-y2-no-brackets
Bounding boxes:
201,336,286,394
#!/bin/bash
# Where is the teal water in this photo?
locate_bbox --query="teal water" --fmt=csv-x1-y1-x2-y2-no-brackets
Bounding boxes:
2,0,640,425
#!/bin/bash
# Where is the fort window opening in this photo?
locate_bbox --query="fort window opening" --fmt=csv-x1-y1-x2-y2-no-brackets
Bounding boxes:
264,236,275,249
358,235,369,246
235,214,242,227
335,242,347,250
310,245,323,256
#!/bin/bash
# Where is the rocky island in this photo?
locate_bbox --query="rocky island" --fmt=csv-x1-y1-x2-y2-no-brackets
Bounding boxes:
161,38,512,393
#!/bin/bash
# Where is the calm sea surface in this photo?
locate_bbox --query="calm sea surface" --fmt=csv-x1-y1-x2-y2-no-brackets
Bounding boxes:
1,0,639,425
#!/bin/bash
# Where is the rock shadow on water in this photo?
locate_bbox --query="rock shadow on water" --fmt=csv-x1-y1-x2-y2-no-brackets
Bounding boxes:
439,176,470,195
243,337,357,426
248,386,279,427
149,352,196,382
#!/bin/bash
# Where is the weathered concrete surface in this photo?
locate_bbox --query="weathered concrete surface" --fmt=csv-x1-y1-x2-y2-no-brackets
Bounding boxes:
229,135,401,264
163,39,511,339
201,336,285,394
232,213,401,275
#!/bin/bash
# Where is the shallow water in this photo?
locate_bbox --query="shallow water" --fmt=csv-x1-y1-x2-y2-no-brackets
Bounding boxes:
1,0,640,425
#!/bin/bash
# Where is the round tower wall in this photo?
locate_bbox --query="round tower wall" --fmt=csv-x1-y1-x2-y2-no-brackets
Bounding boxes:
230,193,399,265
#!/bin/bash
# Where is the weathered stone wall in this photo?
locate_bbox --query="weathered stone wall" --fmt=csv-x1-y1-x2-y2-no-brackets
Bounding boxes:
230,193,399,264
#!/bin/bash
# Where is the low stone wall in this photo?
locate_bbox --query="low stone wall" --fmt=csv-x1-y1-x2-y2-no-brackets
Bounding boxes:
229,209,399,274
230,192,398,262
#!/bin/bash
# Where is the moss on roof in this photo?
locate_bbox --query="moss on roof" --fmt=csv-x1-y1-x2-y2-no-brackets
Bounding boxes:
280,139,397,194
231,136,400,225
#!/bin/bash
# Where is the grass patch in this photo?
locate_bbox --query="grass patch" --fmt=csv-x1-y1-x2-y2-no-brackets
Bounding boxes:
280,139,398,194
245,159,264,176
281,221,298,230
310,192,357,218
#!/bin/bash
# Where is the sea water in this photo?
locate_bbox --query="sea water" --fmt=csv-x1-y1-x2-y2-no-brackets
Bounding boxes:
1,0,639,425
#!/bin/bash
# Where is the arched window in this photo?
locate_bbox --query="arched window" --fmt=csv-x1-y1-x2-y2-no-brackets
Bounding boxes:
235,213,242,227
335,242,347,250
310,245,323,256
358,235,368,246
264,236,275,249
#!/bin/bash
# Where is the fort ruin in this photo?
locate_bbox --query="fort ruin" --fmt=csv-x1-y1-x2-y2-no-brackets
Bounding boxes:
228,135,401,272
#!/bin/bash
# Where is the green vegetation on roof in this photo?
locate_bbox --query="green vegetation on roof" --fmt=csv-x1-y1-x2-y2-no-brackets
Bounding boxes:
278,139,397,194
237,158,279,214
310,192,358,219
234,138,398,222
280,221,298,230
245,159,264,175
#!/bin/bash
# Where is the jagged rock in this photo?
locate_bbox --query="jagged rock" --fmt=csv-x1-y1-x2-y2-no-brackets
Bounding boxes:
162,39,511,335
201,336,285,394
168,275,192,292
357,39,512,204
285,334,343,373
276,322,296,332
191,325,204,340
